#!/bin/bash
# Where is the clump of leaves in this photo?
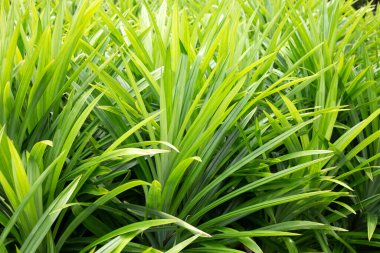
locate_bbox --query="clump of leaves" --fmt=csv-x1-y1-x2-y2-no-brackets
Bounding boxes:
0,0,379,252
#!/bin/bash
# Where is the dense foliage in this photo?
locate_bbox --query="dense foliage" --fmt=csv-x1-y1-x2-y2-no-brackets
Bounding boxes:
0,0,379,252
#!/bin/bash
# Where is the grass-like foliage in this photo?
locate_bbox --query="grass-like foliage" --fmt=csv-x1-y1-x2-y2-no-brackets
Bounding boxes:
0,0,379,252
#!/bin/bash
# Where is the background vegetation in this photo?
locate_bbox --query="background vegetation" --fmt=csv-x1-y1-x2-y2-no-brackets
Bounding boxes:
0,0,379,252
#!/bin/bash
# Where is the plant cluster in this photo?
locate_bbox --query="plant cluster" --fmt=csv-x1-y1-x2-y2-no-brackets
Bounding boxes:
0,0,379,252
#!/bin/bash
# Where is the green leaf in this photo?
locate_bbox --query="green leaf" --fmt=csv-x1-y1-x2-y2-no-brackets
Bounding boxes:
20,176,81,252
367,213,378,241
